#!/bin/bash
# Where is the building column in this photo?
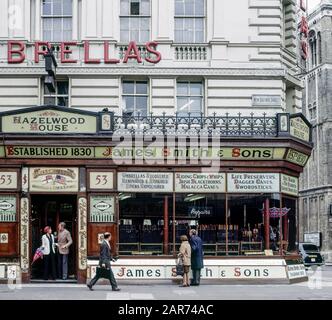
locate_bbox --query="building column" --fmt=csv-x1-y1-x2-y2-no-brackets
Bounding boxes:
77,196,87,283
264,198,270,250
163,196,169,255
20,196,30,283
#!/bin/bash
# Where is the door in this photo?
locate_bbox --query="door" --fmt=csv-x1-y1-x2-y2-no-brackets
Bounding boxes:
31,195,77,280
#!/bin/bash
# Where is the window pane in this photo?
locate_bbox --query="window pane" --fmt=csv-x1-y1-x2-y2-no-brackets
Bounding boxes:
184,0,195,15
185,18,194,31
63,17,72,30
42,0,52,15
53,0,62,15
183,29,194,43
177,82,189,95
190,97,202,115
136,81,147,94
123,96,135,112
140,30,149,42
131,17,139,30
190,82,202,95
58,97,68,106
123,81,135,94
195,0,204,15
44,97,56,105
120,30,129,42
136,96,148,115
57,81,69,95
141,0,150,15
175,18,183,30
175,30,182,43
130,1,140,15
120,17,129,31
195,18,204,31
140,18,149,31
63,0,72,15
195,30,204,43
131,30,139,42
177,97,190,113
43,31,52,42
175,0,184,15
120,0,129,15
43,18,52,30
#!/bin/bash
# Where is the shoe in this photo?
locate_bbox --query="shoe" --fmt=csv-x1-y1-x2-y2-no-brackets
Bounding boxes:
179,284,188,287
190,283,199,286
87,284,93,291
112,287,121,291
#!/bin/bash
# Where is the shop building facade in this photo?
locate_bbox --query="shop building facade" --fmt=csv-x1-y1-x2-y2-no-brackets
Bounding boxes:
0,0,312,283
299,0,332,262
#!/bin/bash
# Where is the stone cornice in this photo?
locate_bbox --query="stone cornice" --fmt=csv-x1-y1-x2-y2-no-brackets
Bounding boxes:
0,67,287,77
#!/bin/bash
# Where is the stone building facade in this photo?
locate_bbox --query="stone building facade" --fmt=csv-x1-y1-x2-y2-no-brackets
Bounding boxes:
299,0,332,262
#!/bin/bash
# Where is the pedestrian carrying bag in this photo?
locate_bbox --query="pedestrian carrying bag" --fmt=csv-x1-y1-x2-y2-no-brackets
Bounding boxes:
176,257,184,276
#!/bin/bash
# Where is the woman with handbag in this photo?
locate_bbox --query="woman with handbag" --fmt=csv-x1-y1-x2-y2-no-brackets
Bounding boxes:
178,235,191,287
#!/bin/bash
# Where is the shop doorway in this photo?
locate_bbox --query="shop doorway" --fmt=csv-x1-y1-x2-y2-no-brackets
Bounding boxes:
30,195,77,281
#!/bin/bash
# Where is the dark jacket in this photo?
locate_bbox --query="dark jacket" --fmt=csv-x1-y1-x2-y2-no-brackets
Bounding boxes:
99,240,113,268
189,235,204,269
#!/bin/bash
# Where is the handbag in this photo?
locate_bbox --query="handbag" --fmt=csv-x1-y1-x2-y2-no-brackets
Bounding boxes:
176,257,184,276
96,266,111,278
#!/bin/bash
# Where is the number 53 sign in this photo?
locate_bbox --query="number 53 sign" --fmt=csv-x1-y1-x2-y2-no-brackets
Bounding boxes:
88,171,114,190
0,172,18,190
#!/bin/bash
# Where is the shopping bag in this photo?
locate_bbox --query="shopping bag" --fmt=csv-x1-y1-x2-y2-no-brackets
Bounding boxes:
176,257,184,276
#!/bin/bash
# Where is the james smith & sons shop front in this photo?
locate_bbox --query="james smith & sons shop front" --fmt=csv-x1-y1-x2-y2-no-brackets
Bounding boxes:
0,106,312,284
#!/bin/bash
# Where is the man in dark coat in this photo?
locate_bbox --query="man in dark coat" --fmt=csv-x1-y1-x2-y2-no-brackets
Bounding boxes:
87,232,120,291
189,229,204,286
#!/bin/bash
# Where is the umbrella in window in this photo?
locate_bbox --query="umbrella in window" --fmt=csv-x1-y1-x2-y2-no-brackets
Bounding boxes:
31,247,44,265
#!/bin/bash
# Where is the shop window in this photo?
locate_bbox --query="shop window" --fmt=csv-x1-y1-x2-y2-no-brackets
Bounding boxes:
118,193,173,255
122,80,148,116
43,79,69,106
176,81,203,117
42,0,73,42
120,0,150,43
175,194,226,256
175,0,205,43
227,194,289,255
282,197,297,252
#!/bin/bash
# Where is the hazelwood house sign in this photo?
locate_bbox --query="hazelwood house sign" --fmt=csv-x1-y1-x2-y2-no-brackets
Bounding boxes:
1,108,97,134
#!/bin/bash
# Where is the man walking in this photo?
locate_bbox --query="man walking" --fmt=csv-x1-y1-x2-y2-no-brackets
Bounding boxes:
57,222,73,280
87,232,120,291
189,229,204,286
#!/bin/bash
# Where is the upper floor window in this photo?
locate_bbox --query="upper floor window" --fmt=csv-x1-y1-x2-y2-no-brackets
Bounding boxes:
308,102,317,121
175,0,205,43
42,0,72,42
122,80,149,116
120,0,150,43
309,30,317,68
176,81,203,117
317,32,322,64
43,79,69,107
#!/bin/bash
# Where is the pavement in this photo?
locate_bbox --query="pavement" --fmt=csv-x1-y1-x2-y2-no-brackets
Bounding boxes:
0,266,331,300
